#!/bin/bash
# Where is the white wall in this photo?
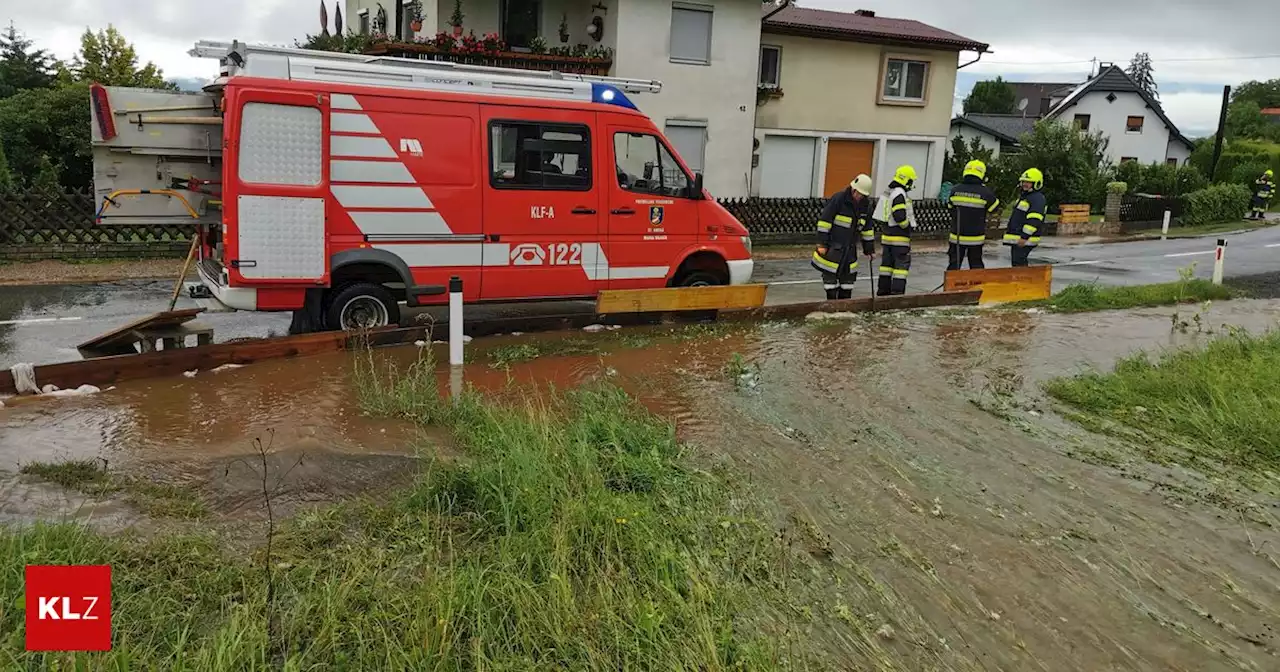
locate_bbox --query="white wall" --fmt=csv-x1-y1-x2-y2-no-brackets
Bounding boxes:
1061,91,1172,165
751,129,945,199
1166,139,1192,166
949,124,1002,158
611,0,760,198
758,135,818,197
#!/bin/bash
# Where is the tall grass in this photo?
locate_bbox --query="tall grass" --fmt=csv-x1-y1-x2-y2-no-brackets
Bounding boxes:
3,347,787,669
1045,328,1280,471
1028,279,1233,313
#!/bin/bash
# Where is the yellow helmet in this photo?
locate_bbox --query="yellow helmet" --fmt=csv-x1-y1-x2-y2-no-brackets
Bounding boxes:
894,165,917,188
963,160,987,180
1267,169,1275,178
850,174,873,196
1019,168,1044,191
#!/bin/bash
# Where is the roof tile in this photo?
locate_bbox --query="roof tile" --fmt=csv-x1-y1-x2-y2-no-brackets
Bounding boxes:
763,6,988,52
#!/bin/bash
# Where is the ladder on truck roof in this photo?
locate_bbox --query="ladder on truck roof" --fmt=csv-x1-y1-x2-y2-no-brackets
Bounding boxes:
190,40,662,106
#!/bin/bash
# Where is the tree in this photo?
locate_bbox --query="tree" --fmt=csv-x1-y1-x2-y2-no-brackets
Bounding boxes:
0,136,14,192
994,120,1112,208
943,135,996,184
0,82,92,189
0,22,57,98
962,77,1017,115
65,25,175,89
30,153,60,193
1225,100,1268,141
1126,52,1158,102
1231,79,1280,110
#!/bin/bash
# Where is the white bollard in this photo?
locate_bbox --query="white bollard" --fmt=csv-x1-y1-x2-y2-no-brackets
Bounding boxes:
1212,238,1227,285
1161,210,1171,240
449,276,464,366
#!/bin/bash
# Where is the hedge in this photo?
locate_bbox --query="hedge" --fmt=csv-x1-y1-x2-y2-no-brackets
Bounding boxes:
1180,183,1252,226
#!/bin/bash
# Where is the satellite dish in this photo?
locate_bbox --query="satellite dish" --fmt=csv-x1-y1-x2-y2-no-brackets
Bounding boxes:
1018,98,1029,111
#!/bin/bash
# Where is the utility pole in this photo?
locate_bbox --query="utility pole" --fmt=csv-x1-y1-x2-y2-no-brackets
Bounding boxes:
1089,57,1098,78
1210,85,1231,182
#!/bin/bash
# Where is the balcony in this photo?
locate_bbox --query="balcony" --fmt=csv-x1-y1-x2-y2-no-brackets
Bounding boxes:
366,36,613,76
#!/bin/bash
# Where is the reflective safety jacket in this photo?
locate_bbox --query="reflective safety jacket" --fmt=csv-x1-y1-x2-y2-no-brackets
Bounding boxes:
1257,176,1275,200
947,175,1001,246
872,181,915,247
1003,189,1047,247
812,187,875,276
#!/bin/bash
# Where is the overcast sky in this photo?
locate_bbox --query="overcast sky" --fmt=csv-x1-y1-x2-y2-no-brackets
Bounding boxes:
5,0,1278,137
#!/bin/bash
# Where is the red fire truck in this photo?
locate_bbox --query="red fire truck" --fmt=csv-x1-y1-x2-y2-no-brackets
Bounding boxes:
91,41,754,331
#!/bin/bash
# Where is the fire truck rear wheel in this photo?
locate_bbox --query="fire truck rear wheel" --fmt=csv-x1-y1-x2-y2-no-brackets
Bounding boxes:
325,283,401,331
674,270,727,287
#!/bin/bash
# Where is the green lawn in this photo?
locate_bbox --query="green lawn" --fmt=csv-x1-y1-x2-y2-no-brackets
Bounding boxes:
1019,280,1235,313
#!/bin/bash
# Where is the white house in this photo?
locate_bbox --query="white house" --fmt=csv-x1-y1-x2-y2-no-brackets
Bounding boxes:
950,65,1196,166
1047,65,1195,166
344,0,761,197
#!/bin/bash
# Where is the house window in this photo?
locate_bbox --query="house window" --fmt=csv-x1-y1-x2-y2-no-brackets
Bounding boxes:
670,3,713,65
1167,158,1178,167
489,121,591,191
759,45,781,88
881,57,929,103
398,1,415,40
1120,157,1138,164
1073,114,1091,131
614,132,691,198
664,120,707,175
1126,116,1145,133
358,10,370,35
501,0,542,49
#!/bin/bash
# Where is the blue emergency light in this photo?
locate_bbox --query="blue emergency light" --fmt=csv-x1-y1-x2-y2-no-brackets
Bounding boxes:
591,83,639,110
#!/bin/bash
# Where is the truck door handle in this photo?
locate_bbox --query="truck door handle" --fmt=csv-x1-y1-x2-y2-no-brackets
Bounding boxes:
611,208,635,216
571,207,597,215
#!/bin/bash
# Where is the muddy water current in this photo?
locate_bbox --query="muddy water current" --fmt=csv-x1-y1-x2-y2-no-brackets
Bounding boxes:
3,299,1280,669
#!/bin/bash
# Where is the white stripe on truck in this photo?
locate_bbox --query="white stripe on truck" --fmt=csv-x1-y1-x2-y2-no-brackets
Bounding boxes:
331,160,416,184
350,211,451,236
330,135,396,159
330,112,380,134
332,185,434,209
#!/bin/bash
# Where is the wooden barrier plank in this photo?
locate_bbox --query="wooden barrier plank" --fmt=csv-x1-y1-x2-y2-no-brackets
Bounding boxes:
77,308,204,358
944,266,1052,304
725,290,982,321
596,284,768,314
0,326,431,395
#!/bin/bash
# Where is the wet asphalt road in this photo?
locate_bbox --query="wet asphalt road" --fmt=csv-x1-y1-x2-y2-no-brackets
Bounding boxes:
1,225,1277,366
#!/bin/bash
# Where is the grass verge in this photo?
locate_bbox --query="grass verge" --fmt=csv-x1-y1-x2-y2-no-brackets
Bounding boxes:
1130,218,1277,239
3,347,790,669
1045,328,1280,473
19,459,207,519
1019,279,1234,313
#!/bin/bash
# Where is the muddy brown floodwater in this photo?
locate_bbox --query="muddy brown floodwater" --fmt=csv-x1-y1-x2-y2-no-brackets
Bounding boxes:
3,299,1280,669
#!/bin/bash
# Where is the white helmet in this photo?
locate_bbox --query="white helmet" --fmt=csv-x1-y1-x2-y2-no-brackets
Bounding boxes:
850,174,873,196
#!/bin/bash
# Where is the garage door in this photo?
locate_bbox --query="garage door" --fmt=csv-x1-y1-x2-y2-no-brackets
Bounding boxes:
881,140,931,199
759,136,816,198
822,139,875,198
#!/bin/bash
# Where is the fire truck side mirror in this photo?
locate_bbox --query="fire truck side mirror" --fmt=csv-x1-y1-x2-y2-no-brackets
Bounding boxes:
689,172,704,200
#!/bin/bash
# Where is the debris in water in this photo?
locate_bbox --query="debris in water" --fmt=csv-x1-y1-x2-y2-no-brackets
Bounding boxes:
462,335,473,343
1029,409,1042,417
806,311,859,321
414,340,427,347
989,611,1002,621
876,624,896,641
583,324,606,333
1133,406,1148,413
511,331,525,336
183,370,198,378
1023,308,1044,314
930,498,944,517
43,385,102,398
212,363,245,373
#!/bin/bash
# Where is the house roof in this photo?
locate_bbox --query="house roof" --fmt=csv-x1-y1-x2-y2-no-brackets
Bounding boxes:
762,5,989,53
1262,107,1280,115
951,114,1037,144
1047,65,1196,150
1007,81,1078,116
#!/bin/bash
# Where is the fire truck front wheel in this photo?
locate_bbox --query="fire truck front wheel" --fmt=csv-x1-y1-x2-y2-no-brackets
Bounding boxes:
325,282,402,331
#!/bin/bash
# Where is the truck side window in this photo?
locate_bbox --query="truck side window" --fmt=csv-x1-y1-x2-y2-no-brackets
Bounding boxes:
613,132,691,198
489,121,591,191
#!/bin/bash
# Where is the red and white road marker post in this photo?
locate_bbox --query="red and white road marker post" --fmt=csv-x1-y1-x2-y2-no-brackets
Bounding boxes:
449,275,465,401
1160,210,1171,240
1212,238,1227,285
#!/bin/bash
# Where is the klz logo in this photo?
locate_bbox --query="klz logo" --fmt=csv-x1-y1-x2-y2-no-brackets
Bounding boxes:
511,243,546,266
25,565,112,651
399,138,423,157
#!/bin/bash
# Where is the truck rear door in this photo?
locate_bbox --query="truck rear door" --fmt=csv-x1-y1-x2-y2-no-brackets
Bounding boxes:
223,88,329,285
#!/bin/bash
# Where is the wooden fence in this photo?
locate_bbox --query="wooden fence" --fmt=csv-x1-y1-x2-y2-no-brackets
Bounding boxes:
0,188,195,261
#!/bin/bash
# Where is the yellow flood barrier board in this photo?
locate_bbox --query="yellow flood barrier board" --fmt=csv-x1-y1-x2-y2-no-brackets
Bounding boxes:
944,266,1052,304
596,284,769,314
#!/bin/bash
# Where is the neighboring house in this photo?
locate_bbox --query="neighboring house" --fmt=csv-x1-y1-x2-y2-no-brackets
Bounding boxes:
751,6,988,199
345,0,761,197
1045,64,1195,166
950,65,1196,166
1262,108,1280,125
948,113,1037,157
1007,81,1076,117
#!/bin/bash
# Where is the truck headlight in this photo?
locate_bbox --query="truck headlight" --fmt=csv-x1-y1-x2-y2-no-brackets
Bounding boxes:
741,235,752,255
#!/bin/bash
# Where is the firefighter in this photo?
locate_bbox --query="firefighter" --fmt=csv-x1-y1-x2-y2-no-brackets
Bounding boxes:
1003,168,1046,267
946,160,1002,270
872,165,918,296
1250,169,1274,220
812,174,875,299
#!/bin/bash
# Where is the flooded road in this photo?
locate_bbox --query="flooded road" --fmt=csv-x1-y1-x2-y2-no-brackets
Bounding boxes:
3,300,1280,669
